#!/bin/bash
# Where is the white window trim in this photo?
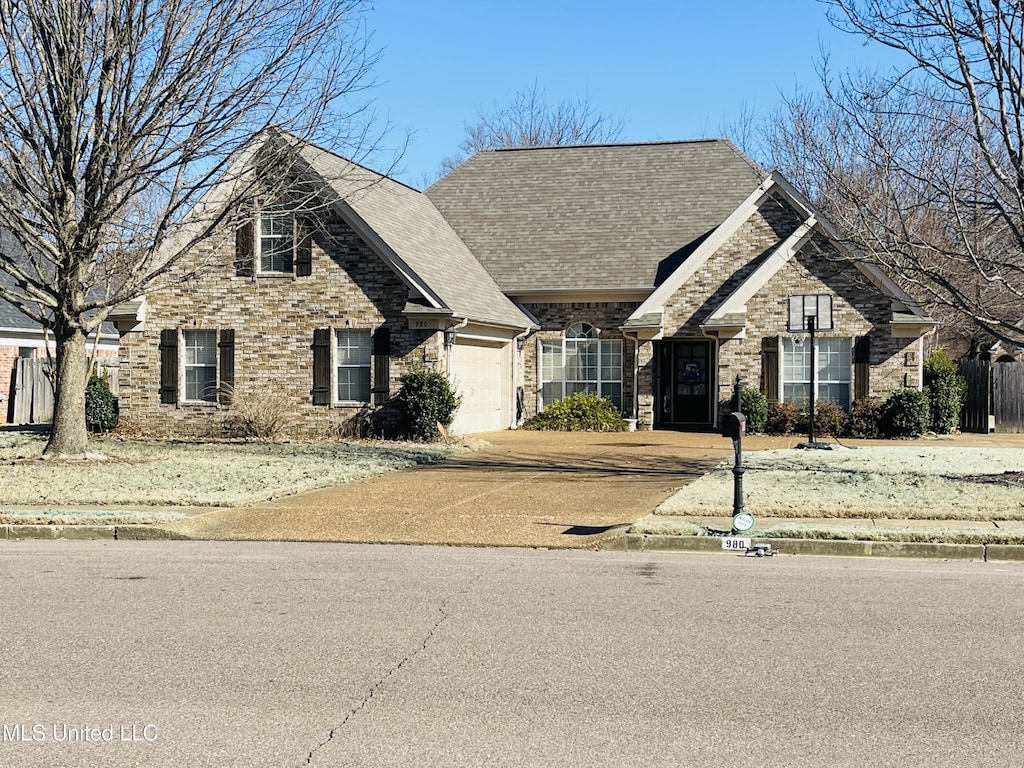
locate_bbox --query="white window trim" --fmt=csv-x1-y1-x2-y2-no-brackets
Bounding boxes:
333,327,372,405
540,323,623,410
180,329,219,405
255,212,296,276
780,335,853,408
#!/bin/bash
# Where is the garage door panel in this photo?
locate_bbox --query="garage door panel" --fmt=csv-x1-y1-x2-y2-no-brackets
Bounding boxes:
449,341,508,435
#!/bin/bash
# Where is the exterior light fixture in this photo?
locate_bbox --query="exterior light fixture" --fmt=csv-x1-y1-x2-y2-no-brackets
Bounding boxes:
443,328,457,348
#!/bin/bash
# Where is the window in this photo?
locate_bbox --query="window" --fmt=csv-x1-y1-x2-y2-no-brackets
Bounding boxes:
336,329,371,402
259,214,294,273
781,337,851,409
541,323,623,409
160,329,235,406
183,331,218,402
235,212,312,277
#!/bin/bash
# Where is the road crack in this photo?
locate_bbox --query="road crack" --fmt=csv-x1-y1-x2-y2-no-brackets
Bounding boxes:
302,573,483,766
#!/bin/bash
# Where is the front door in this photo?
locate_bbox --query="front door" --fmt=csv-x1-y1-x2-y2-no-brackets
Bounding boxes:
656,340,713,427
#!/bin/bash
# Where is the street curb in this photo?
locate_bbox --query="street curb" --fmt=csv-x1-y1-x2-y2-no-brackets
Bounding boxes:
600,533,1000,561
2,524,190,541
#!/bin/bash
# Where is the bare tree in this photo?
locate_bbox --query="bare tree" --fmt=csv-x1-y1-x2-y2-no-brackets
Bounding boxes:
437,83,626,177
743,1,1024,349
0,0,381,457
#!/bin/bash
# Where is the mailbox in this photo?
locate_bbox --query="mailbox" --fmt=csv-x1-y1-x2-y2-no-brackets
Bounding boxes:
721,411,746,439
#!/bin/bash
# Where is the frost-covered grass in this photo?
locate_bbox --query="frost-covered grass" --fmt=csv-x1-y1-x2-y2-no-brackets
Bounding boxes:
0,431,456,508
629,516,1024,545
656,446,1024,521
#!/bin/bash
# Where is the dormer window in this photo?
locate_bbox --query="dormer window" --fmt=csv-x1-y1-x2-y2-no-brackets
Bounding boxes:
235,212,312,277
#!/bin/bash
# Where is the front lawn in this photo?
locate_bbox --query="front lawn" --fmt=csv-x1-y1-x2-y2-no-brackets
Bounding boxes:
0,431,456,509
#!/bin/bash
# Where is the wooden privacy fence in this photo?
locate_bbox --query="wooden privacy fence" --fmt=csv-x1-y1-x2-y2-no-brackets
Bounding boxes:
958,360,1024,434
10,359,119,426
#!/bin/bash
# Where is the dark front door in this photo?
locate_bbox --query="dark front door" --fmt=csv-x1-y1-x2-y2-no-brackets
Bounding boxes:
656,340,713,427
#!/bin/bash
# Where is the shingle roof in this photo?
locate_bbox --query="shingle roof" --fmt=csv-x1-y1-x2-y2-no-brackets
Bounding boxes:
294,142,533,329
425,141,766,293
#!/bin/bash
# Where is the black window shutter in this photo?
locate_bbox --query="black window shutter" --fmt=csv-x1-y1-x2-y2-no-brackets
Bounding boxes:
312,328,331,405
159,329,179,405
235,220,254,277
295,218,312,277
218,329,235,404
761,336,779,403
372,327,391,405
854,335,871,401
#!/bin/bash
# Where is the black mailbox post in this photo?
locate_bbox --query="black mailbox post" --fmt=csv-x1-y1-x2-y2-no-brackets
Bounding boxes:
722,376,748,529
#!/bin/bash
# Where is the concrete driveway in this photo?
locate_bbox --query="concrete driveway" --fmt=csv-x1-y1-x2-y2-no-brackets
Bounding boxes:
168,430,737,548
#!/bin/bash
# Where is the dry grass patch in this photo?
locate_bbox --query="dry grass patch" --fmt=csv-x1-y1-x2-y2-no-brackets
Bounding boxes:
0,432,457,507
656,446,1024,521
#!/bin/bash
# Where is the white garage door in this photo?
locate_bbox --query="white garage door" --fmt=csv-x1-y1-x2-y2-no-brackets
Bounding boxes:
448,340,508,435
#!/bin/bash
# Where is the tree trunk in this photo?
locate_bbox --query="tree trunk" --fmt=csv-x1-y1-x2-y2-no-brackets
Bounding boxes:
43,325,90,458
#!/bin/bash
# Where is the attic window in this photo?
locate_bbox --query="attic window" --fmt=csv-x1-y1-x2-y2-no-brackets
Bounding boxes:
259,214,294,273
235,212,312,278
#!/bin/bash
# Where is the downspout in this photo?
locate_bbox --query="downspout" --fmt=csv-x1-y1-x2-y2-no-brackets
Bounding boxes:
628,332,640,423
511,330,529,429
443,318,469,377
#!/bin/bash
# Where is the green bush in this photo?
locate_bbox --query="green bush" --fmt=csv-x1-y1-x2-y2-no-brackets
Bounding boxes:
766,400,804,435
524,392,625,432
393,368,463,441
739,387,768,434
845,397,884,439
813,400,847,437
923,349,967,434
881,388,930,438
85,374,118,433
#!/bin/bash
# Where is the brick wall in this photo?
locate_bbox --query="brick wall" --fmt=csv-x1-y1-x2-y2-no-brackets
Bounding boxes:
119,210,437,438
658,194,924,423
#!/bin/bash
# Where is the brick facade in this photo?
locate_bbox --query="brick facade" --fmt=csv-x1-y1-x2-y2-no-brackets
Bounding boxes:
118,210,438,438
646,193,922,428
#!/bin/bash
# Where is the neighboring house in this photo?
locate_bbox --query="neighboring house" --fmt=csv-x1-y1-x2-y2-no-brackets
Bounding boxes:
114,133,936,437
0,298,119,424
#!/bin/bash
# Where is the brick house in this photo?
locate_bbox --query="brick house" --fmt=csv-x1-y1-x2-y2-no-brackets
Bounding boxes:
114,133,935,436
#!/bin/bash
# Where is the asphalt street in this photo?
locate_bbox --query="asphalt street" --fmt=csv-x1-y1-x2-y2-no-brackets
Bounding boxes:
2,541,1023,767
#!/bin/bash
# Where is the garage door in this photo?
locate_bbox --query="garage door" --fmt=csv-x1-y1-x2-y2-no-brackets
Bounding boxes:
448,340,508,435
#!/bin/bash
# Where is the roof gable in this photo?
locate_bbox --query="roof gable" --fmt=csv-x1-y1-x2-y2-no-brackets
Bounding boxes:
279,136,535,330
425,140,766,293
626,171,936,337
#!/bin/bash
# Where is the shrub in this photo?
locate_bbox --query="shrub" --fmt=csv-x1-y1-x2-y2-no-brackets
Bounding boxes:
739,387,768,434
85,374,118,433
923,349,967,434
524,392,625,432
766,400,804,435
813,400,847,437
220,384,294,439
393,368,463,441
845,397,884,439
881,388,930,438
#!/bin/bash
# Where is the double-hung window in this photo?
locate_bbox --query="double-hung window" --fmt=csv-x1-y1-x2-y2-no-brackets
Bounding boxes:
160,328,235,406
259,214,294,274
336,329,371,403
236,210,312,277
781,337,851,409
183,330,218,402
540,323,622,410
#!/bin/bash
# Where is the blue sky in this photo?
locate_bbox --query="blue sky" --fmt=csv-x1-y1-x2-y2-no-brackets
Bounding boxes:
365,1,897,186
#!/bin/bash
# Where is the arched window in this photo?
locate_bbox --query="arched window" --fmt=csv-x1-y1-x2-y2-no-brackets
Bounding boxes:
540,322,623,409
